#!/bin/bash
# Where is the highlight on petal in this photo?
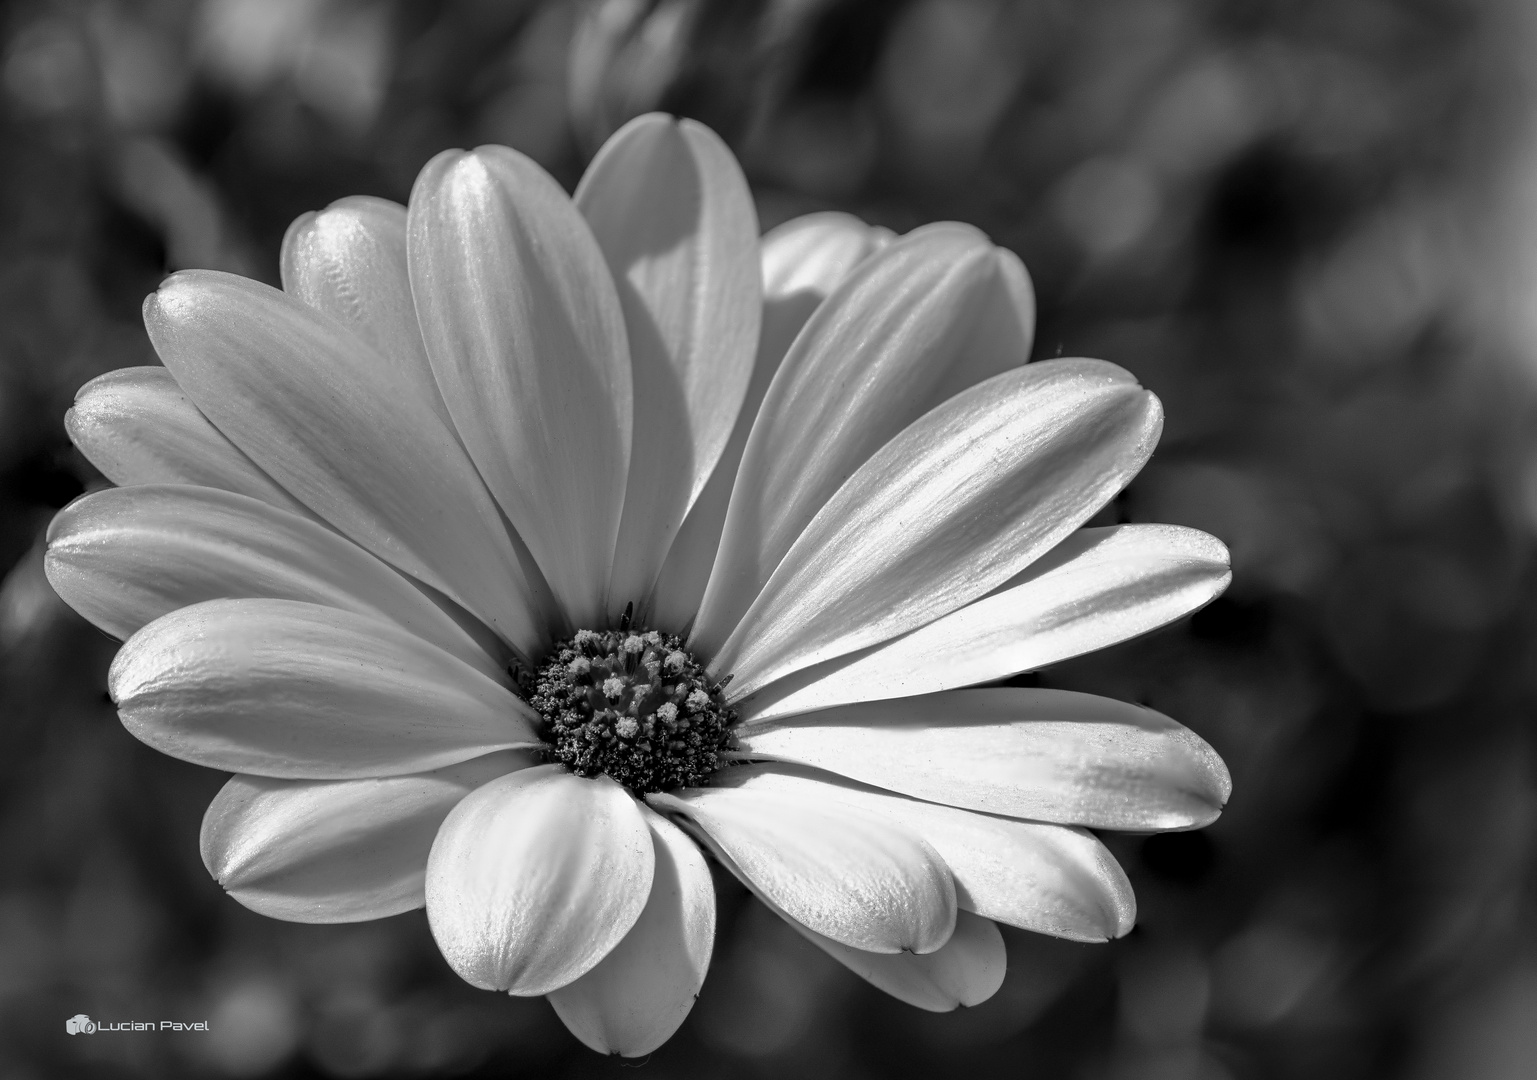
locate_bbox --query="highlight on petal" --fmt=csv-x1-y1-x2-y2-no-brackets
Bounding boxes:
110,599,540,779
45,485,506,681
425,766,654,997
409,145,631,629
649,211,893,633
711,764,1135,941
143,271,546,655
65,367,308,516
691,223,1035,657
648,777,956,955
790,908,1007,1013
739,688,1231,832
743,524,1231,723
576,114,761,613
548,808,714,1057
280,196,454,426
201,751,535,924
707,359,1163,697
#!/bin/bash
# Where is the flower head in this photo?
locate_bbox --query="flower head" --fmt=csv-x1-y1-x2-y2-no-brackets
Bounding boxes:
46,113,1232,1055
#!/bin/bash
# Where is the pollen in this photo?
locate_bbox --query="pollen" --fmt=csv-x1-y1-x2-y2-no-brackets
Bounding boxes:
527,620,736,793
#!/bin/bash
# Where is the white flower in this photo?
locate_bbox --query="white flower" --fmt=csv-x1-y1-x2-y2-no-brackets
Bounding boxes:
45,113,1232,1056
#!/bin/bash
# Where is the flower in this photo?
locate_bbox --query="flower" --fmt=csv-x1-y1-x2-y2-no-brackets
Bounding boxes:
45,113,1233,1056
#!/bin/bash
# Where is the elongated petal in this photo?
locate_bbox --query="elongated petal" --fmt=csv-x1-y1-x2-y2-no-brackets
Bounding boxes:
65,367,308,515
744,525,1230,723
144,272,545,654
110,599,540,779
548,808,714,1056
791,908,1006,1012
426,767,654,996
409,146,631,629
713,764,1134,940
280,196,454,425
739,688,1230,831
577,114,760,611
708,360,1162,696
691,224,1035,656
45,485,505,681
201,751,534,923
649,212,892,633
648,782,956,955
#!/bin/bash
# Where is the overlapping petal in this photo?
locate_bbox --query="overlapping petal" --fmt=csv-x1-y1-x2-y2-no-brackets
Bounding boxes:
739,688,1231,831
409,146,631,629
576,114,761,610
425,766,654,996
742,524,1230,722
110,599,539,779
65,367,309,516
691,223,1035,655
143,272,545,654
548,808,714,1056
649,777,956,955
715,764,1134,941
45,485,505,680
706,360,1162,696
200,751,533,923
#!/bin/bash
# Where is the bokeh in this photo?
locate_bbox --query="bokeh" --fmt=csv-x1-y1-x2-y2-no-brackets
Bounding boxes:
3,1,1536,1077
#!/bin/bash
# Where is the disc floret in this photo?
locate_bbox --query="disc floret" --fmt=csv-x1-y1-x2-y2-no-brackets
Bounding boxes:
528,619,735,794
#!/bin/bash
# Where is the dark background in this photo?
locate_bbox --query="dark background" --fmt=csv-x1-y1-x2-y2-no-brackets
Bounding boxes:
3,1,1535,1077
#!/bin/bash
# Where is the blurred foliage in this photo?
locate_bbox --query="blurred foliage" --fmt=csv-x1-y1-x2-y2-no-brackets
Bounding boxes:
2,1,1536,1077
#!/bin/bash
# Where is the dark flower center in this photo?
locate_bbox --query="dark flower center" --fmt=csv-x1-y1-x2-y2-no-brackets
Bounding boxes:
525,615,735,794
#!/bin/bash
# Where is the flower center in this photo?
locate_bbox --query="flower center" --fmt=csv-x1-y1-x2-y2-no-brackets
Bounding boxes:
526,614,735,794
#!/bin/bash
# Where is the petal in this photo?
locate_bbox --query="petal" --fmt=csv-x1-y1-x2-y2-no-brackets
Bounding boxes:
144,272,546,655
648,212,893,633
648,778,956,955
110,599,540,779
739,688,1231,831
425,766,654,996
200,751,535,924
45,485,506,681
576,114,761,611
690,224,1035,657
280,196,454,425
708,359,1162,696
743,525,1231,723
65,367,308,515
409,146,632,629
790,908,1006,1012
547,808,714,1056
710,764,1134,941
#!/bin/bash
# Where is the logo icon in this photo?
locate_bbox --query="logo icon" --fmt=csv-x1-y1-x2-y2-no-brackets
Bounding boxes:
65,1015,95,1035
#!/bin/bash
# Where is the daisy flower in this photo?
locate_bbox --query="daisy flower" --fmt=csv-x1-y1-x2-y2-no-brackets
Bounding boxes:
45,114,1232,1056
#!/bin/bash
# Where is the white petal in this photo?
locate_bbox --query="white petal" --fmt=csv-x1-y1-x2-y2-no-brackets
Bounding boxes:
790,908,1006,1012
548,808,714,1056
280,196,454,425
144,272,546,655
409,146,631,629
425,766,654,996
200,751,534,923
45,485,505,681
708,360,1161,696
710,764,1134,941
110,599,539,779
648,212,892,633
65,367,308,515
576,114,761,612
739,688,1231,831
648,779,955,955
691,224,1035,657
743,525,1231,723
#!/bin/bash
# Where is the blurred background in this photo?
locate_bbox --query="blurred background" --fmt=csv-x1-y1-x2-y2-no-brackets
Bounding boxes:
3,0,1536,1077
